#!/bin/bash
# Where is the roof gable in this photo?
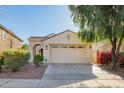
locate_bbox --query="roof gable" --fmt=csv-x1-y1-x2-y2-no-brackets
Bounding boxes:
42,30,77,42
43,30,84,44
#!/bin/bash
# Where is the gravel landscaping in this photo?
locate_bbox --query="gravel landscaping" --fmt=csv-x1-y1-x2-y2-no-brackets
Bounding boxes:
0,64,47,79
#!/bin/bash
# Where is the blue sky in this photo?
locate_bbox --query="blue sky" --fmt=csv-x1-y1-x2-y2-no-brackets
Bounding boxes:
0,5,79,43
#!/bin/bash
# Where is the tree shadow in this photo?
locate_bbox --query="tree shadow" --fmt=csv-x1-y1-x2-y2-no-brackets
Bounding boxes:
96,64,124,80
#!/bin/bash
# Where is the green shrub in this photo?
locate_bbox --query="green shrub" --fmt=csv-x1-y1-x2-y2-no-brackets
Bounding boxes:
0,63,2,72
0,53,4,65
119,52,124,56
3,50,30,72
0,53,4,72
118,52,124,67
0,60,2,72
33,55,44,66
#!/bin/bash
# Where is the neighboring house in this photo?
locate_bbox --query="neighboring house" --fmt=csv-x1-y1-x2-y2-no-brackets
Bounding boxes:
0,24,23,52
28,30,92,64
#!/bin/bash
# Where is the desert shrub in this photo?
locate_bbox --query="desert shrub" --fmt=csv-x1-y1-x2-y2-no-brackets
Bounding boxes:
119,52,124,56
33,55,44,66
118,52,124,63
0,53,4,65
118,52,124,68
0,53,4,72
0,59,2,72
0,65,1,72
3,50,30,72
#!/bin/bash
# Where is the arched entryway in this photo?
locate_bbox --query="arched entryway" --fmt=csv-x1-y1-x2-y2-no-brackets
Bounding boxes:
39,48,43,55
33,44,43,57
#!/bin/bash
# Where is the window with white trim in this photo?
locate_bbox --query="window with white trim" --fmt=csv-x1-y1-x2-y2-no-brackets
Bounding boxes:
2,31,7,40
14,38,16,43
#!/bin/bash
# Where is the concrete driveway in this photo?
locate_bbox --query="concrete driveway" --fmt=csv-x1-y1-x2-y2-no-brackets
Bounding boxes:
0,64,124,88
39,64,124,88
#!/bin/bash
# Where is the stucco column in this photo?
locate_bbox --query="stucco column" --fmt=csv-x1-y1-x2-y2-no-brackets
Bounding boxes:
29,45,34,63
43,44,49,64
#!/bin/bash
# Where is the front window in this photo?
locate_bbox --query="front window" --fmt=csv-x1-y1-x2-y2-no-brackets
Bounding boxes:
2,31,7,40
14,38,16,43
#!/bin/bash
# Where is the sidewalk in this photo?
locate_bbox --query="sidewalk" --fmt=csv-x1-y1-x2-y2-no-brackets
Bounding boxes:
0,79,124,88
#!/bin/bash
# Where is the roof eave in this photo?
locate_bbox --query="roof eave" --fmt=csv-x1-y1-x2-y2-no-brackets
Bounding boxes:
0,24,23,42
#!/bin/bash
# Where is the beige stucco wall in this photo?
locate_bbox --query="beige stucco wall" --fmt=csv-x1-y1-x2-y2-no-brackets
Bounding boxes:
28,38,44,63
0,28,22,52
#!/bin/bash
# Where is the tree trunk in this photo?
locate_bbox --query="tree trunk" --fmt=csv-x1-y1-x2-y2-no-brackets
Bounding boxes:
115,36,123,66
111,48,117,69
111,38,117,69
116,36,123,56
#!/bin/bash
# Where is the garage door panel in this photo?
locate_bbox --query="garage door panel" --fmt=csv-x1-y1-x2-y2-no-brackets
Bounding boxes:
50,45,91,63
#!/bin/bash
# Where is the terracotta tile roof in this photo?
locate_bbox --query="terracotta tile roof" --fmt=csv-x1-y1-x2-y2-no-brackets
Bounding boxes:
28,29,77,41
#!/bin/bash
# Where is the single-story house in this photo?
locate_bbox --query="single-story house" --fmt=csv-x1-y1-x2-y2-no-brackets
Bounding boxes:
28,29,124,64
28,30,92,64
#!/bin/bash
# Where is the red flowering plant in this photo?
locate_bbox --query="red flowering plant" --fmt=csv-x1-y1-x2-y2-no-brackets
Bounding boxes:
103,52,112,64
97,51,112,64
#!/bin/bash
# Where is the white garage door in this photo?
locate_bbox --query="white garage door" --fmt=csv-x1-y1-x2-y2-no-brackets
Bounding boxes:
50,45,91,63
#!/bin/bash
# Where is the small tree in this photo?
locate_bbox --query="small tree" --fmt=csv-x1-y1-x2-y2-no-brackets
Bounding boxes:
69,5,124,69
21,43,28,50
